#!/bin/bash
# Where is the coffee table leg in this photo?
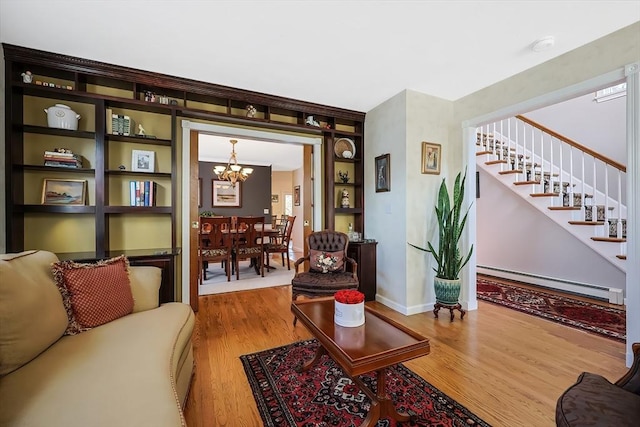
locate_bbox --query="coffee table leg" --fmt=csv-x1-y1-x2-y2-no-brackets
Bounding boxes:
351,368,411,427
297,345,327,373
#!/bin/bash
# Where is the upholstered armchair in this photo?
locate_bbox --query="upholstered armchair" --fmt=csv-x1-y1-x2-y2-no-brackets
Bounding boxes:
555,342,640,426
291,230,359,325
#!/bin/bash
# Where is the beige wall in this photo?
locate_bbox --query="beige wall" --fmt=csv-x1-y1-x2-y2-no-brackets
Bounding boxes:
271,171,293,217
365,22,640,314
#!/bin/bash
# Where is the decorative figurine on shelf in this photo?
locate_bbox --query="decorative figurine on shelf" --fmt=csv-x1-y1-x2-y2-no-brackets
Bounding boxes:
21,71,33,83
118,165,126,170
137,124,146,136
305,115,320,127
341,189,350,208
246,104,257,118
338,170,350,183
54,148,72,154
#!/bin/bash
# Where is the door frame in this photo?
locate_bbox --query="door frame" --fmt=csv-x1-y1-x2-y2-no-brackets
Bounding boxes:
180,120,323,309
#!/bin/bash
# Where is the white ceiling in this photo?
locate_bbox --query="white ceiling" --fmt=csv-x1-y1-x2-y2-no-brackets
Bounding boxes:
198,134,303,171
1,1,638,170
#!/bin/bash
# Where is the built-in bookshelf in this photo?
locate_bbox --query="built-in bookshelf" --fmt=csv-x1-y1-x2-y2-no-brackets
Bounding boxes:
3,43,366,302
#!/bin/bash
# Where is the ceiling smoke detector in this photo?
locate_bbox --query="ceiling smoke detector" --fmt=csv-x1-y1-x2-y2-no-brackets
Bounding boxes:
531,36,555,52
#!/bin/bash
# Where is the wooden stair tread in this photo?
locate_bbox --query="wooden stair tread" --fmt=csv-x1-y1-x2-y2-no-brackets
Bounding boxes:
476,150,492,155
485,159,508,165
548,206,580,211
569,221,605,226
591,237,626,243
498,170,520,175
616,255,627,260
530,193,560,197
514,180,541,186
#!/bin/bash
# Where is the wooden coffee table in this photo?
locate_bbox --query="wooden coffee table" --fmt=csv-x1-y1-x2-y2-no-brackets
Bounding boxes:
291,298,430,427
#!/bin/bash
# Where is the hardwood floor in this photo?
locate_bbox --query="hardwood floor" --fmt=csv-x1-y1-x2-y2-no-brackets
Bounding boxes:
183,284,627,427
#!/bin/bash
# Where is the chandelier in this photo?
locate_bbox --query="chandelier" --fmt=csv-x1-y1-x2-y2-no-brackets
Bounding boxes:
213,139,253,187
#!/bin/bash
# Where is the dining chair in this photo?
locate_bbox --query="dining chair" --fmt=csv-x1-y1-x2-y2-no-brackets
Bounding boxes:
199,216,233,283
264,215,296,270
233,216,265,280
291,230,359,325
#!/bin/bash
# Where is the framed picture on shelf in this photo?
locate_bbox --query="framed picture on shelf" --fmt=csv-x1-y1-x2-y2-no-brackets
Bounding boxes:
131,150,155,173
212,180,241,207
421,142,441,175
375,154,390,192
294,185,301,206
41,179,87,205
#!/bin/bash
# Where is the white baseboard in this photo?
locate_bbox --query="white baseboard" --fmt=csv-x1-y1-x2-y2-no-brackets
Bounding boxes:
477,265,623,304
375,294,433,315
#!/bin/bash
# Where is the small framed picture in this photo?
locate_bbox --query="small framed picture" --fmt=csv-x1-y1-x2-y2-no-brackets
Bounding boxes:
42,179,87,205
212,180,241,207
271,194,279,203
421,142,441,175
375,154,390,192
294,185,301,206
131,150,155,173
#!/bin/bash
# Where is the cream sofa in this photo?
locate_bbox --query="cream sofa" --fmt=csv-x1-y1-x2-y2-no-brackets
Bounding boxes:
0,250,195,427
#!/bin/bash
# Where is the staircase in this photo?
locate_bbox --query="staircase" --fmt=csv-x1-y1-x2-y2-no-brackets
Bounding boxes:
476,115,627,274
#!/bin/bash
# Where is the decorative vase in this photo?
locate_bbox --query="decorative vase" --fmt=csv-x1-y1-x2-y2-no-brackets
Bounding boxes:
334,301,365,327
433,277,462,305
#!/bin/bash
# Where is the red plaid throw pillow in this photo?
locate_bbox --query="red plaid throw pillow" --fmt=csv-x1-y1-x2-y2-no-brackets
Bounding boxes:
52,255,134,335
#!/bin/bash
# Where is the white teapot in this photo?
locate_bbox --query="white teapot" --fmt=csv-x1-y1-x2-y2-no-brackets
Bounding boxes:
341,150,353,159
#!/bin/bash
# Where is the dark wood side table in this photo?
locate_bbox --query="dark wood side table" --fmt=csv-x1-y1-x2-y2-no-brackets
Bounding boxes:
347,240,378,301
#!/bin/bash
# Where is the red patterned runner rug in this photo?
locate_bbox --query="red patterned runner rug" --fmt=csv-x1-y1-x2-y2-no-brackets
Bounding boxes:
477,275,625,341
241,339,491,427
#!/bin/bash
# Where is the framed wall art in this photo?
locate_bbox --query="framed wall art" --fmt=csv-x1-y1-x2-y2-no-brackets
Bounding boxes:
212,180,242,207
421,142,441,175
375,154,390,192
41,179,87,205
294,185,301,206
131,149,155,173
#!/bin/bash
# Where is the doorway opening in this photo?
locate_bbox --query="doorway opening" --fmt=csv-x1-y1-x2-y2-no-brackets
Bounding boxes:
181,120,322,306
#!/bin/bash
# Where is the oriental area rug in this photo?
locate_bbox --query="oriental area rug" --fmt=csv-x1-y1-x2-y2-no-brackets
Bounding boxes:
477,276,626,341
241,339,490,427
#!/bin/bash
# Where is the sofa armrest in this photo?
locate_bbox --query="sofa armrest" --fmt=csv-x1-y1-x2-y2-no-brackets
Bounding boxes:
129,266,161,312
615,342,640,394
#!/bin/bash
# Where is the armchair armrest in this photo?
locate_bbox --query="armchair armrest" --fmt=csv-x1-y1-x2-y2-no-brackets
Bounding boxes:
344,256,358,280
293,255,310,274
615,343,640,394
129,266,161,312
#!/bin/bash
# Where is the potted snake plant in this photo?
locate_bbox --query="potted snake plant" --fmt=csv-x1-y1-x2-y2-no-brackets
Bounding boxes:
409,169,473,305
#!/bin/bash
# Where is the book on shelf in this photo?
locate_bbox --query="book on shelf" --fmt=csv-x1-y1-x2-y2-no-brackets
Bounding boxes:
129,180,157,206
111,114,135,136
106,108,113,134
43,151,83,168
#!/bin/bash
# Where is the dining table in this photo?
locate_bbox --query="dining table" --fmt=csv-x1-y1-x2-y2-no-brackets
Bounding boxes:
199,224,283,275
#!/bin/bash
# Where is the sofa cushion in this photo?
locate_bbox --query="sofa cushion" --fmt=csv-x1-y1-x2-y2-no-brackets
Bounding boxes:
0,302,194,427
129,266,161,313
52,255,134,335
556,372,640,427
0,250,68,376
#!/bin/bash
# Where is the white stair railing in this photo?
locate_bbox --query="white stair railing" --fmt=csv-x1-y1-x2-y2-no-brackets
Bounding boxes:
477,115,628,246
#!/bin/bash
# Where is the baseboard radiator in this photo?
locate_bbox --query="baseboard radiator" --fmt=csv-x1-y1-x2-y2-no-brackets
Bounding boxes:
477,265,624,305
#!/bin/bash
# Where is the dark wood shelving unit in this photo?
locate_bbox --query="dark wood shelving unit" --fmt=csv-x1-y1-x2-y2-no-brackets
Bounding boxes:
4,43,367,303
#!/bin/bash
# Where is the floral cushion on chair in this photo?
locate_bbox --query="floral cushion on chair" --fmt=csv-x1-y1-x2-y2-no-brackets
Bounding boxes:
200,248,228,257
310,249,343,273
